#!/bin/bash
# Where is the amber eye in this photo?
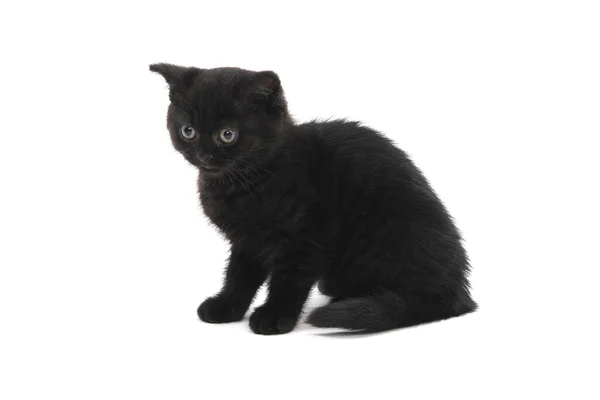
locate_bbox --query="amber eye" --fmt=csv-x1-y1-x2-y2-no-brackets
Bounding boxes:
219,128,237,144
180,125,197,140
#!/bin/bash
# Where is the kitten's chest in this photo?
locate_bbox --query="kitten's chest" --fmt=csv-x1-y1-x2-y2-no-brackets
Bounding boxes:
198,177,307,242
198,184,271,237
199,192,237,230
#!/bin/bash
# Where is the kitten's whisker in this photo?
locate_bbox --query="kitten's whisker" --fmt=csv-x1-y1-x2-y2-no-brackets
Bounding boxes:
228,167,248,192
234,166,274,207
231,166,261,200
239,159,275,177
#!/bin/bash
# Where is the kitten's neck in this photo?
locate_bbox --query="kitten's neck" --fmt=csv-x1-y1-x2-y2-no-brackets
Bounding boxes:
198,161,275,198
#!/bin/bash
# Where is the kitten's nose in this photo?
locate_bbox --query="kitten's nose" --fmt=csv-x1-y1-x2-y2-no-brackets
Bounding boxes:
196,153,213,165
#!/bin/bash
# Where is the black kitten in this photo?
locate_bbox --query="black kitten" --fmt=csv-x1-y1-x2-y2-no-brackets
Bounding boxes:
150,63,477,334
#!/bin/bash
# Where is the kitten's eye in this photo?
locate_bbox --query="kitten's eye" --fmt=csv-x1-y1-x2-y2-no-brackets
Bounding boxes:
219,128,237,144
180,125,197,140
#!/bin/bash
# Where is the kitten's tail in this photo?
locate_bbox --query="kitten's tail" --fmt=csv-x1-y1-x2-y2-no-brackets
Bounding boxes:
306,290,476,332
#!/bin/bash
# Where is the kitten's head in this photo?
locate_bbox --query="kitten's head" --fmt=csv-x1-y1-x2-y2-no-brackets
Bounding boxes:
150,63,290,174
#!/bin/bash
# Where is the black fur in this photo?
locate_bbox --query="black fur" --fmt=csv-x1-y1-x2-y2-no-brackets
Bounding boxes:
150,63,477,334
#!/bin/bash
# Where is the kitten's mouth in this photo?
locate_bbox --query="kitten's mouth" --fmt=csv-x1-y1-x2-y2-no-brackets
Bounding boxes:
198,164,221,174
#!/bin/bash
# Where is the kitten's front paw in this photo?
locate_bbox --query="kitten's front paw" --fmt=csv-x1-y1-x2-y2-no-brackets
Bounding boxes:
249,305,297,335
198,296,245,323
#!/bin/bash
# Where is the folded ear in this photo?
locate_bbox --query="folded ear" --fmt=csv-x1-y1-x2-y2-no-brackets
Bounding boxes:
149,63,190,86
247,71,287,112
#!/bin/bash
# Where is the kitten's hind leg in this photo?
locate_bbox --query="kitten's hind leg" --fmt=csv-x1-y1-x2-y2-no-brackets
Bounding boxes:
317,279,337,297
317,274,366,299
316,279,363,307
306,290,407,331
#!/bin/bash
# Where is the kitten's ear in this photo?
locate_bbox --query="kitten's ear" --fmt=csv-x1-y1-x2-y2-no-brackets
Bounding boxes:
247,71,287,112
249,71,281,97
149,63,191,86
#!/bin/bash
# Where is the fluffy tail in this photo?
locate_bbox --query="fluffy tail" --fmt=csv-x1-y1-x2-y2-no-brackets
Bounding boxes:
306,290,476,332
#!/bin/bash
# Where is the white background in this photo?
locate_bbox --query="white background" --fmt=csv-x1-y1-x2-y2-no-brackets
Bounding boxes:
1,1,599,399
